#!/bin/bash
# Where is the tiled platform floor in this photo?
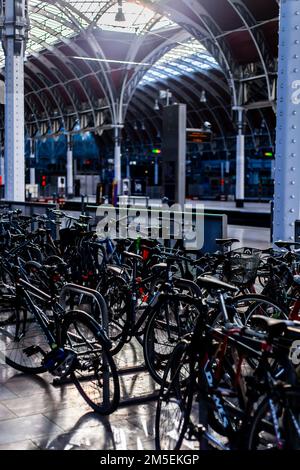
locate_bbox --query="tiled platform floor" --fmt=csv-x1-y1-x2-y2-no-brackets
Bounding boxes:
0,340,159,450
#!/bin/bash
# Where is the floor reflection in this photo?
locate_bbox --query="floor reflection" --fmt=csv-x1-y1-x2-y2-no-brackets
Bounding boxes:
0,338,157,450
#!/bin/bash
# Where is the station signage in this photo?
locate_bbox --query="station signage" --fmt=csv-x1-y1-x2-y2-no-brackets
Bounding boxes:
186,129,212,144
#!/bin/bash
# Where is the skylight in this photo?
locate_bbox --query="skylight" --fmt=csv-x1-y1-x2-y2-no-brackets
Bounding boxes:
96,2,174,34
0,1,175,68
139,38,220,85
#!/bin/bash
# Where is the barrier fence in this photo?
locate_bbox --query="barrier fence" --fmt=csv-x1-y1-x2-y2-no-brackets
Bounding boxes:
85,204,227,254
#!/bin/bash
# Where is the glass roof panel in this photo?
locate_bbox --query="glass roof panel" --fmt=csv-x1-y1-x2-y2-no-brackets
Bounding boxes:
139,38,220,85
0,1,175,68
95,2,174,34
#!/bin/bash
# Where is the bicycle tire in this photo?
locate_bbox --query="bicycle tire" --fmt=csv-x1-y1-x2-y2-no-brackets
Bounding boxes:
144,294,201,384
100,275,130,355
247,388,300,450
155,341,194,450
0,306,50,374
62,310,120,415
210,294,288,327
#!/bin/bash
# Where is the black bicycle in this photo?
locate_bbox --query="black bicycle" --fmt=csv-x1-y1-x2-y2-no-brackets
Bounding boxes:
0,271,120,414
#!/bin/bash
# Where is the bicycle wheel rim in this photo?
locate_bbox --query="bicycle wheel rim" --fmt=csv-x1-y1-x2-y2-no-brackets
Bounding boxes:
144,296,200,384
155,342,194,450
63,312,120,414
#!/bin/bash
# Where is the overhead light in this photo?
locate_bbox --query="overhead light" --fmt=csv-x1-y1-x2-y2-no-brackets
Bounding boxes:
154,99,160,111
159,89,172,106
142,122,146,131
134,122,138,130
203,121,212,130
200,90,207,103
115,0,126,22
159,90,172,100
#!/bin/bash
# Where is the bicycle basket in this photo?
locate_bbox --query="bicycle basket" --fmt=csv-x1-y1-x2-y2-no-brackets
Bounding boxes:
225,247,261,286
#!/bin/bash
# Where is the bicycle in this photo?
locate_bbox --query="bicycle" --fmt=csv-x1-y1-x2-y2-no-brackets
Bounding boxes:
0,269,120,414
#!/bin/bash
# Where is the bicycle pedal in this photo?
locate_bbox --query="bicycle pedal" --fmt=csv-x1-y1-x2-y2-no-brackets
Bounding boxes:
52,352,76,379
23,345,46,358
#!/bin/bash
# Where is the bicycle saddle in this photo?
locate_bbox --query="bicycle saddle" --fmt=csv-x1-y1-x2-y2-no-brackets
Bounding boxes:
215,238,240,248
251,315,295,337
25,261,43,271
106,265,124,276
36,228,47,235
151,262,168,270
274,241,300,251
43,263,68,275
123,251,144,263
151,263,178,274
196,275,238,293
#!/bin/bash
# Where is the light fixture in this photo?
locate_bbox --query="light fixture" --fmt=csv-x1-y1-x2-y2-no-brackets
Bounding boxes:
115,0,126,22
134,122,138,130
142,122,146,131
203,121,212,132
154,99,160,111
159,89,172,106
200,90,207,103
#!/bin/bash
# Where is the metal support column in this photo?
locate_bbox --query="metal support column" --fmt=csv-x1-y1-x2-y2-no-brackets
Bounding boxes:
234,106,245,208
66,134,74,198
29,138,35,185
162,104,187,207
154,156,159,186
0,0,29,202
114,126,122,195
0,144,4,187
273,0,300,241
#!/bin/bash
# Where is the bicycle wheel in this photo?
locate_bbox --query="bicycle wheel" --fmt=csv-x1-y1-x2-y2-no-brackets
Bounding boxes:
144,295,201,384
211,294,288,328
100,275,130,355
155,341,194,450
0,306,50,374
237,294,288,324
248,388,300,450
62,310,120,415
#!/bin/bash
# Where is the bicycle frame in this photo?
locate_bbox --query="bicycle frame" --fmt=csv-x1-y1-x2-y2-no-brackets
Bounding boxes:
185,313,297,450
15,278,63,348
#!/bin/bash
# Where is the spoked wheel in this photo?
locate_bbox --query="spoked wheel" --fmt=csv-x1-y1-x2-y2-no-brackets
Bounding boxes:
144,295,201,384
210,294,288,329
63,311,120,415
248,389,300,450
234,294,288,325
0,287,17,327
0,306,50,374
155,341,194,450
100,275,130,355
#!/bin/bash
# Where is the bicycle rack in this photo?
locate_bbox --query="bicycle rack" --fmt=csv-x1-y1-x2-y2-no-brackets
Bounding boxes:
54,284,159,407
117,365,159,408
55,284,111,409
59,283,109,330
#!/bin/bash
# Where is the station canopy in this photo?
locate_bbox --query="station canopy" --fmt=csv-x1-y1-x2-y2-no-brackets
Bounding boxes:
0,0,279,141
